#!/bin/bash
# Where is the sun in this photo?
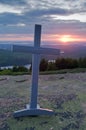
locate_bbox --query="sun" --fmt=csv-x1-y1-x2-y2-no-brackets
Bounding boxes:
59,35,73,43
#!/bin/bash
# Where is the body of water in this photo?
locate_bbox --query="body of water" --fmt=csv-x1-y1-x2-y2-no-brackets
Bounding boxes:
0,64,31,70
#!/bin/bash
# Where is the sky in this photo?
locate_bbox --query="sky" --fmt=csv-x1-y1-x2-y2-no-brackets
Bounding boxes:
0,0,86,45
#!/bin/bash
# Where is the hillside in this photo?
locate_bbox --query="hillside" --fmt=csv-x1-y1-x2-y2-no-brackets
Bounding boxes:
0,49,32,66
0,73,86,129
0,43,86,66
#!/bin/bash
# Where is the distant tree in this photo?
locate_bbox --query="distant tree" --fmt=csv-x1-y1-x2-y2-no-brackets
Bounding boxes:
47,62,56,71
12,66,28,72
12,66,18,72
66,58,78,69
55,58,78,70
78,58,82,68
18,66,28,72
72,59,78,68
39,58,48,71
78,57,86,68
55,58,67,70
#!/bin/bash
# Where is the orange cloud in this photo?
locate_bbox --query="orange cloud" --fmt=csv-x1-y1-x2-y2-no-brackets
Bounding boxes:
42,34,86,43
0,34,33,41
0,34,86,44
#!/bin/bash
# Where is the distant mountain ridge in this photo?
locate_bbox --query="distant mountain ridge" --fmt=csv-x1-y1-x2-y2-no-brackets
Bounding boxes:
0,43,86,66
0,43,12,50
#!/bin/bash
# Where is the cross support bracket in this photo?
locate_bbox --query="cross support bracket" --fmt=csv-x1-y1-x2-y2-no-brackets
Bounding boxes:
14,108,54,118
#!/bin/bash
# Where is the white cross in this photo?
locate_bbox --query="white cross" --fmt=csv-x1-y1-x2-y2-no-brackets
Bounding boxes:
13,24,60,117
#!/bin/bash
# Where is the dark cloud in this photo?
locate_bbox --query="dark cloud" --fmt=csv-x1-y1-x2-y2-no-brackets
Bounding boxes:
0,11,43,26
0,0,26,5
0,24,34,34
0,14,86,37
0,10,86,35
83,2,86,6
42,21,86,35
82,2,86,8
0,13,23,25
65,0,77,1
26,8,73,17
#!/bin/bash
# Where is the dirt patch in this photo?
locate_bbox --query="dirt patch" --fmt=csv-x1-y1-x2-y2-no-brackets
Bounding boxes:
15,79,28,83
39,93,77,109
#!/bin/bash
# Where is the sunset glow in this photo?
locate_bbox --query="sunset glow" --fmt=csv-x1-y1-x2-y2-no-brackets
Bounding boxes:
42,34,86,44
0,0,86,47
57,34,86,44
59,35,74,43
0,34,86,45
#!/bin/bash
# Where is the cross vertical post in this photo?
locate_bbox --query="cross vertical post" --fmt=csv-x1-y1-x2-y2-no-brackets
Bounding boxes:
30,25,41,108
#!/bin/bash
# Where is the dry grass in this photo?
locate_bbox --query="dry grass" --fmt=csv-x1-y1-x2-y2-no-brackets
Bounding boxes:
0,73,86,130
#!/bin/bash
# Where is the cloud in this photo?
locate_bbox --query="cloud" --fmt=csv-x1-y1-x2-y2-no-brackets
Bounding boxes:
42,20,86,35
0,0,26,6
83,2,86,7
0,4,23,14
25,8,73,17
0,0,86,25
0,34,33,41
0,13,23,25
0,0,85,43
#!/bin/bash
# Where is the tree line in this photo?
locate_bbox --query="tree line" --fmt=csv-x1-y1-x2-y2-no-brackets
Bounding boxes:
39,57,86,71
0,57,86,72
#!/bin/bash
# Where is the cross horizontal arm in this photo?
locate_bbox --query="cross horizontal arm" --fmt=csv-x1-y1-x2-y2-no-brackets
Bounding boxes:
13,45,60,55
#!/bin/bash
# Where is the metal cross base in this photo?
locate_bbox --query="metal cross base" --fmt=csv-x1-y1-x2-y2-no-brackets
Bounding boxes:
13,105,54,118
